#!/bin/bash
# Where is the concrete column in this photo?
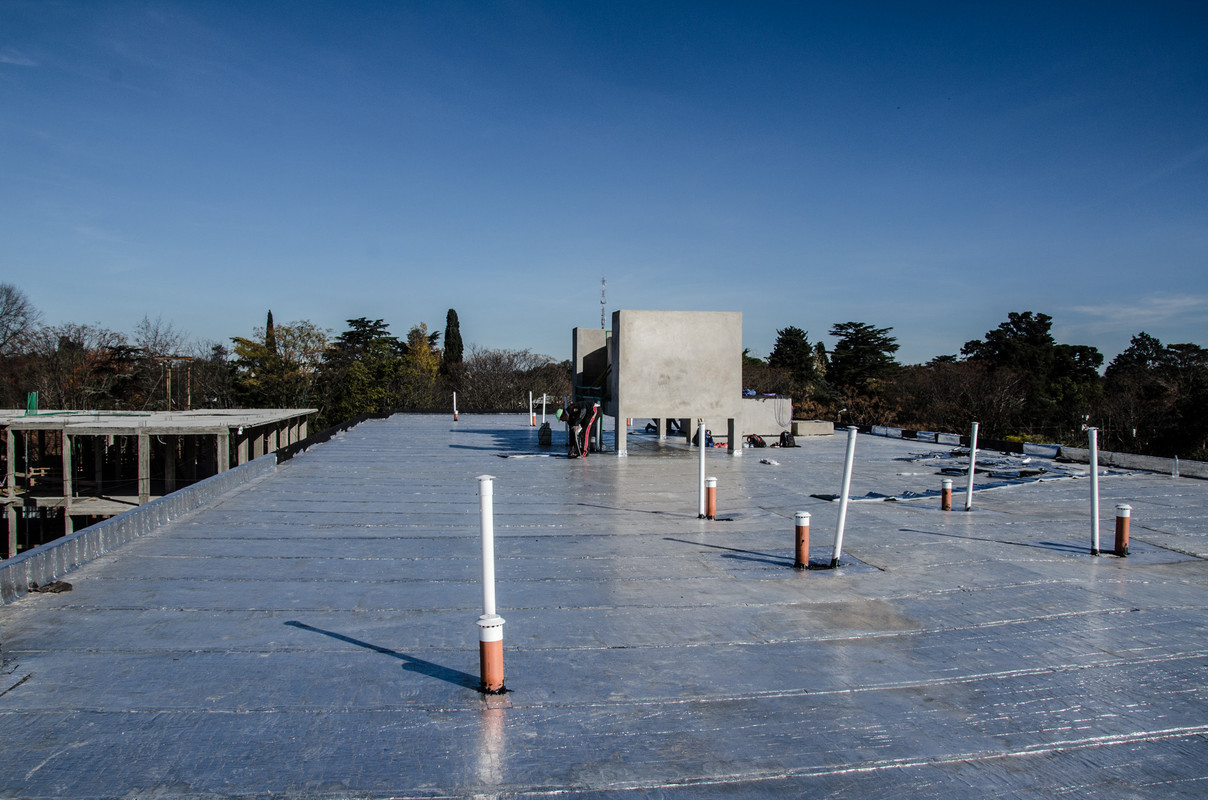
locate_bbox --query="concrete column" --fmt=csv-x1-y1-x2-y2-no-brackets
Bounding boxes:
138,433,150,505
655,418,665,441
164,436,176,494
682,418,692,446
728,417,740,455
6,504,15,560
615,411,627,456
216,432,230,473
236,431,250,466
94,437,105,495
5,427,14,498
61,431,73,500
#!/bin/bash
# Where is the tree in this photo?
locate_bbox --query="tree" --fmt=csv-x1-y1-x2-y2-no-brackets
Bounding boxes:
316,318,405,425
265,310,277,355
443,309,463,371
767,326,820,393
960,311,1102,440
400,323,442,409
828,322,899,392
26,323,134,409
232,317,328,409
0,283,40,356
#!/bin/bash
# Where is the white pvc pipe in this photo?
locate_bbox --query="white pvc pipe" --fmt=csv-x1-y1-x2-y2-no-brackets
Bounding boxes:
698,418,706,517
1089,428,1100,555
831,426,858,567
453,392,458,417
529,391,534,426
478,475,497,616
541,394,546,423
964,421,980,512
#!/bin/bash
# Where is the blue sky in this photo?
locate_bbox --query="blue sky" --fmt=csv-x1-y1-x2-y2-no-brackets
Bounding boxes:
2,1,1206,365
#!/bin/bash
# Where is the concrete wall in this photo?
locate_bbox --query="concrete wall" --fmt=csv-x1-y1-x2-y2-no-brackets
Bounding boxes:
608,310,743,454
572,328,609,396
696,396,796,439
1060,447,1208,479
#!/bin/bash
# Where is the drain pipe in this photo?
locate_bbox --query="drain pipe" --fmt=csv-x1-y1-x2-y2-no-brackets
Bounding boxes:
1089,427,1101,556
698,418,707,518
831,426,858,568
705,476,717,520
529,391,535,427
941,478,953,511
476,475,506,693
453,392,459,422
964,421,979,512
1115,504,1131,557
794,511,810,570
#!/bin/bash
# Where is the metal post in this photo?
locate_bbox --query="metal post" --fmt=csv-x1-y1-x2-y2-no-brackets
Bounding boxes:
697,418,707,518
1089,428,1100,556
831,426,858,568
476,475,505,693
794,511,810,570
964,421,979,512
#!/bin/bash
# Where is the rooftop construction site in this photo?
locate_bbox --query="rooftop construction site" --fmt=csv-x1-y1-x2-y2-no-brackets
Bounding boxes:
0,310,1205,798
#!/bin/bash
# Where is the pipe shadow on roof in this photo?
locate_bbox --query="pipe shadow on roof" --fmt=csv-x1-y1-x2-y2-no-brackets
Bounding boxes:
284,620,480,691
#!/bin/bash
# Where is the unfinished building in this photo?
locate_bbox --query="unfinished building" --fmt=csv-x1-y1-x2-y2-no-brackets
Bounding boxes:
1,408,314,559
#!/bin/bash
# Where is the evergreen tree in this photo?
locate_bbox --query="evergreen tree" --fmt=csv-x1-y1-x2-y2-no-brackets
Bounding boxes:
265,310,277,354
767,326,818,391
443,309,463,368
828,322,899,391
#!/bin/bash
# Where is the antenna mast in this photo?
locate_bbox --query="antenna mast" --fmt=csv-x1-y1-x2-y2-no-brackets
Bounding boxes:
601,277,606,329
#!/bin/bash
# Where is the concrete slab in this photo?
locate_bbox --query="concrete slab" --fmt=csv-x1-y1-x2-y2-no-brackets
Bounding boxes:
1,414,1206,798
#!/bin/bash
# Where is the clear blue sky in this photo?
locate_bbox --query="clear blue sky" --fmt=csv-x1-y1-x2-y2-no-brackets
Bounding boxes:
3,1,1206,365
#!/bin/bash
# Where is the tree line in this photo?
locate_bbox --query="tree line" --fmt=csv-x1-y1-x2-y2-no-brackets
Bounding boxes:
745,312,1208,460
0,284,571,431
2,283,1204,459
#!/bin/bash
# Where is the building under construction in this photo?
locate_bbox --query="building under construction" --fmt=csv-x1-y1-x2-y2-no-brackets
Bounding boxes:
1,408,314,558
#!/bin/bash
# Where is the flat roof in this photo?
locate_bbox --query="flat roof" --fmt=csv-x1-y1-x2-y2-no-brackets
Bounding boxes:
0,408,315,435
1,414,1206,798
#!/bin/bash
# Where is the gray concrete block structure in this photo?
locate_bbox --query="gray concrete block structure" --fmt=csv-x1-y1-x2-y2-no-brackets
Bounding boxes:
572,310,744,455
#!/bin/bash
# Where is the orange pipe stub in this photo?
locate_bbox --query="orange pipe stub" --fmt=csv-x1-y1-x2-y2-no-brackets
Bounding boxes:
1115,504,1131,557
705,477,717,520
941,478,953,511
477,614,506,693
794,511,810,570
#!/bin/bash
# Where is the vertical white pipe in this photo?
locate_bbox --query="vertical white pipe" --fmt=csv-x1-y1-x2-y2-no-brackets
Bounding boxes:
698,418,706,517
541,395,546,423
529,391,534,426
964,421,980,512
478,475,497,615
831,426,858,567
453,392,458,419
1089,427,1100,555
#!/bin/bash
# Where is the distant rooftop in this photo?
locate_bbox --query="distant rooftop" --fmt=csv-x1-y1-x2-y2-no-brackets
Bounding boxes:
1,414,1206,798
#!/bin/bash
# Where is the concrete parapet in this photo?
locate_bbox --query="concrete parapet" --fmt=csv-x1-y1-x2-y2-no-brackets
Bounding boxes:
1060,447,1207,479
1,455,277,604
793,420,834,437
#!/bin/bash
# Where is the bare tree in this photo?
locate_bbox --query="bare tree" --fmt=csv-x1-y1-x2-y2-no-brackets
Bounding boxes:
0,283,41,355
